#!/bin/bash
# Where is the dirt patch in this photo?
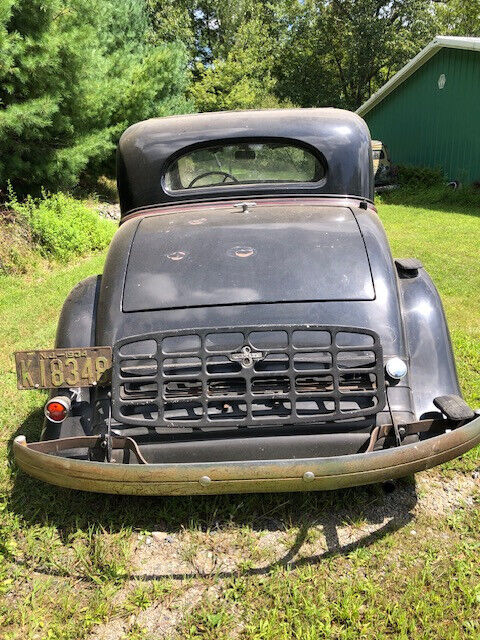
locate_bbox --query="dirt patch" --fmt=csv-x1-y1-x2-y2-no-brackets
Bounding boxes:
129,484,414,581
89,585,206,640
414,468,478,517
135,585,207,639
96,203,120,221
133,528,260,579
87,469,479,639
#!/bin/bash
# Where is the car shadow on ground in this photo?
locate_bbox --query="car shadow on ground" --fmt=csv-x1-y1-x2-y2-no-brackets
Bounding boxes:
7,410,417,580
128,483,417,582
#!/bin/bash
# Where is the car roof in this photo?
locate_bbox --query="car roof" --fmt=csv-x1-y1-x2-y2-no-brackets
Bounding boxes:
117,108,373,216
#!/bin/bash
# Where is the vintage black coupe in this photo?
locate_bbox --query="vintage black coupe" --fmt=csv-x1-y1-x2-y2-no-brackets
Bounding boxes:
14,109,480,494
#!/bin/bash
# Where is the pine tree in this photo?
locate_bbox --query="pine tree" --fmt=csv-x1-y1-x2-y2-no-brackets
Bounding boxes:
0,0,191,195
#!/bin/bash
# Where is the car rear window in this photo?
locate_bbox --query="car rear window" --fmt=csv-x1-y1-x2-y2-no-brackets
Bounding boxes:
164,141,325,191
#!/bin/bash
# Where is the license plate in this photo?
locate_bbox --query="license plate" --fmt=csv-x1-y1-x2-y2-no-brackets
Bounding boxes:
15,347,112,390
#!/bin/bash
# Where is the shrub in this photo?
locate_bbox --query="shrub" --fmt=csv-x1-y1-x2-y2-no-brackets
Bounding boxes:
379,164,480,211
378,183,480,210
8,191,115,262
393,165,445,187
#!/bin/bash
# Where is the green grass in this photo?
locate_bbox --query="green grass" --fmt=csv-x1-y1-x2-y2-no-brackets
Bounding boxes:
378,198,480,409
0,197,479,639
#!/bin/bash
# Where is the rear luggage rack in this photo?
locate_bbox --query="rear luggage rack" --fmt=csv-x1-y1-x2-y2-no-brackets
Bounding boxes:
112,326,386,428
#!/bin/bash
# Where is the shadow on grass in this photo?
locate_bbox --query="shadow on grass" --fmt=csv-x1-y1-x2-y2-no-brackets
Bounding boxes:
7,409,417,579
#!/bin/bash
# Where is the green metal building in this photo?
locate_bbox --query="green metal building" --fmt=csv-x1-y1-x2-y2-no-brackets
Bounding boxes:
357,36,480,183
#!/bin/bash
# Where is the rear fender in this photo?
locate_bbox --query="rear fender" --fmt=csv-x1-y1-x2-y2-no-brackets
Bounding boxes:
399,266,460,419
55,275,101,349
42,275,102,440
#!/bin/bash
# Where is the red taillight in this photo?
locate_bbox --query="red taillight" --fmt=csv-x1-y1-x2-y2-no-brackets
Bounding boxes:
44,397,71,423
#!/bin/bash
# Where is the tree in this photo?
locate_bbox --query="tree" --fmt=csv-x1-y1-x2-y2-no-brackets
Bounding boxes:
147,0,264,65
275,0,437,110
0,0,191,195
270,0,344,108
434,0,480,36
148,0,289,111
190,14,286,111
148,0,440,112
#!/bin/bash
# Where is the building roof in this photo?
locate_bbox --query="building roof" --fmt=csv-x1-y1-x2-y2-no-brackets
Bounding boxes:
357,36,480,117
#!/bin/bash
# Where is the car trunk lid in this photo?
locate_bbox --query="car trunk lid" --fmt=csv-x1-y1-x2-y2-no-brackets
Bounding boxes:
123,204,374,312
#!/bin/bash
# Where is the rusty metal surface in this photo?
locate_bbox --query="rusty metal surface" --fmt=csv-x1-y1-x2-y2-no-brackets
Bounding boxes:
13,416,480,495
113,324,386,429
14,347,112,390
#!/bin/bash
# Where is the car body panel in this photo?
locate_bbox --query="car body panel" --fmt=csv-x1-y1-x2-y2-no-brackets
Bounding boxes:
123,204,375,312
371,140,392,185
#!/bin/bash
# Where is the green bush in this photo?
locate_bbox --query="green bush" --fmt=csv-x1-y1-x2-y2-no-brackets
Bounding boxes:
8,191,115,262
393,165,445,187
379,164,480,211
378,183,480,211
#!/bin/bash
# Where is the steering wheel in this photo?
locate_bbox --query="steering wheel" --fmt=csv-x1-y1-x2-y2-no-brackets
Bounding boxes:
187,171,239,189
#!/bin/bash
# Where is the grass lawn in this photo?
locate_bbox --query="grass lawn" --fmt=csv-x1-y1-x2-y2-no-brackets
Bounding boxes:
0,199,479,639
